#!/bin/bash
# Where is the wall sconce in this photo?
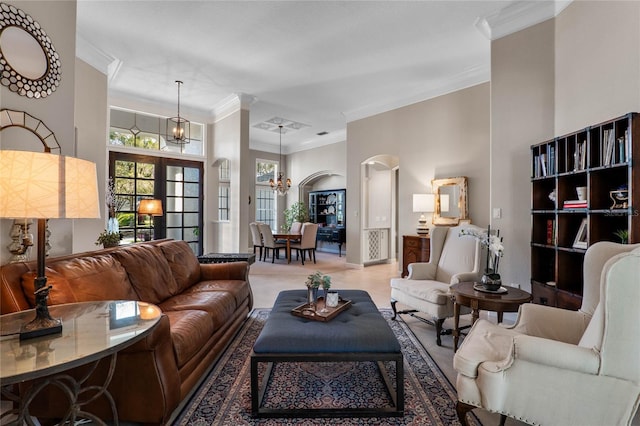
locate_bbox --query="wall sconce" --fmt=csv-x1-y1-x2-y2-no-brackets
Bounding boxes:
413,194,435,236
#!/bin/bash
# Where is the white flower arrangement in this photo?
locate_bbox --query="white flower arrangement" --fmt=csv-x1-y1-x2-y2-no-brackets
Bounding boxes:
459,226,504,275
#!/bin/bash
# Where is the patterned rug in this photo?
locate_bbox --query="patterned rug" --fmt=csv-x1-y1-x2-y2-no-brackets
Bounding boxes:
174,309,479,425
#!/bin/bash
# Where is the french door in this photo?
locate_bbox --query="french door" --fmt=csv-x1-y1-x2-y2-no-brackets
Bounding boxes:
109,152,204,254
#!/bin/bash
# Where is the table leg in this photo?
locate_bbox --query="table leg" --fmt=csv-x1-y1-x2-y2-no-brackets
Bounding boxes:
497,311,504,323
286,240,291,264
470,299,480,325
453,301,461,352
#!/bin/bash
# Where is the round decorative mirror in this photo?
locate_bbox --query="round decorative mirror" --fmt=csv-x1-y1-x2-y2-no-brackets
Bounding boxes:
0,2,61,99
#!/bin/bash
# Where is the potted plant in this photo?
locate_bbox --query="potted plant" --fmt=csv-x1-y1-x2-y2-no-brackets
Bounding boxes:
614,229,629,244
96,230,122,248
305,271,331,309
283,201,308,232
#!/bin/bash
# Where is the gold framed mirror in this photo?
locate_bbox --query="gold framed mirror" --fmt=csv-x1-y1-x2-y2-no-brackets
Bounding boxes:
432,176,468,225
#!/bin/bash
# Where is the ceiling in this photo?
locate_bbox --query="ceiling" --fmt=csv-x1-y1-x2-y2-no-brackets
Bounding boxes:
76,1,569,154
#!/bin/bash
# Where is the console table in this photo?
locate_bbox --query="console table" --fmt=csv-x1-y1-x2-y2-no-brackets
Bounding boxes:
197,252,256,265
0,300,162,425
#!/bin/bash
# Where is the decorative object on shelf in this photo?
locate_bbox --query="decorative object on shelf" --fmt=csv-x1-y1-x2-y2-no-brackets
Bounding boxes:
7,219,34,263
269,125,292,196
460,225,504,291
95,230,122,248
548,189,556,203
413,193,434,235
614,229,629,244
610,185,629,209
137,199,163,241
0,2,62,99
572,218,588,249
576,186,587,201
432,176,469,225
0,150,100,340
166,80,190,144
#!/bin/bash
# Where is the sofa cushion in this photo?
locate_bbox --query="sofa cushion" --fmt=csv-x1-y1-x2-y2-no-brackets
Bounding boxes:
159,291,237,331
45,255,138,302
21,268,77,307
183,280,250,309
158,240,201,293
390,278,451,305
113,244,179,304
163,309,215,368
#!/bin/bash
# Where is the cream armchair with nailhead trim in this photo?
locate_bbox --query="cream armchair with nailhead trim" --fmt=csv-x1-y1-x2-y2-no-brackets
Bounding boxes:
453,242,640,426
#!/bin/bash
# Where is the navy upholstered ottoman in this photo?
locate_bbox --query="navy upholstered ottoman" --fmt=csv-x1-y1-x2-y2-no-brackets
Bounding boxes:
250,289,404,418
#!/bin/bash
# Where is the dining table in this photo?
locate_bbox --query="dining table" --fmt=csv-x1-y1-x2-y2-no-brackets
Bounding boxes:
273,232,302,263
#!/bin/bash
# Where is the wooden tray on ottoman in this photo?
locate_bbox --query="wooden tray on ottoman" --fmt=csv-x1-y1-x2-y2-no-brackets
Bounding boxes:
291,297,352,322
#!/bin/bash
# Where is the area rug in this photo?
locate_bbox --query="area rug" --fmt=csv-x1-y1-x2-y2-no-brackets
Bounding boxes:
174,309,479,425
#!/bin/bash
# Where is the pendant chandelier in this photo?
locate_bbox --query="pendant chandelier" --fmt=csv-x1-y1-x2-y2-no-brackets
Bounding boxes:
269,125,292,196
166,80,190,144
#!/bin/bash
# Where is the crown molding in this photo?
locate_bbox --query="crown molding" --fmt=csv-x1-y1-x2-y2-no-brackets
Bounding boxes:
251,129,346,155
75,35,121,81
210,93,257,122
343,64,489,123
475,0,573,40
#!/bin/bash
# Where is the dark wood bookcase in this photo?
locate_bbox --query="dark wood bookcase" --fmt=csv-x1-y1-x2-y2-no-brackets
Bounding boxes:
530,112,639,309
309,189,346,254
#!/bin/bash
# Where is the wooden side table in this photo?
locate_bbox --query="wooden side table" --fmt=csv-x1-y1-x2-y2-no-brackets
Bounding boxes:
402,235,430,277
450,282,531,351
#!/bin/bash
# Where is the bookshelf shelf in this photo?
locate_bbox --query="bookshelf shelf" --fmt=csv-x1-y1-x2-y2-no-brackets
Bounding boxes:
530,112,639,310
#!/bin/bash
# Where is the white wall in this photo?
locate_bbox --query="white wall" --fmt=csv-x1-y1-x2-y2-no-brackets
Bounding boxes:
346,83,491,267
490,19,555,290
73,58,109,253
0,0,78,264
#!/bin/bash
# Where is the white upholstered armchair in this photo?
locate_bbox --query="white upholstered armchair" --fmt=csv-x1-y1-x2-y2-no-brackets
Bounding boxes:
453,241,640,426
390,225,482,345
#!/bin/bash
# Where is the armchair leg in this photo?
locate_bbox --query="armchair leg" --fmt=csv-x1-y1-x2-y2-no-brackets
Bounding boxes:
391,299,398,320
456,401,475,426
435,318,445,346
390,303,450,346
499,414,507,426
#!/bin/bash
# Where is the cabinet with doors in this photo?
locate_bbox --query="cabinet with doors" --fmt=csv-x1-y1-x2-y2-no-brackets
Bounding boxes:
530,112,639,309
402,235,430,277
309,189,346,254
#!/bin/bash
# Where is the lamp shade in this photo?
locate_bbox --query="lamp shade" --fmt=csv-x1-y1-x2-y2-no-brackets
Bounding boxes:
0,150,100,219
412,194,434,213
138,199,163,216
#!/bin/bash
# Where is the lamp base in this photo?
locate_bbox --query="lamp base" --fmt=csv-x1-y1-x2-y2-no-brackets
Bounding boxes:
20,316,62,340
416,226,430,236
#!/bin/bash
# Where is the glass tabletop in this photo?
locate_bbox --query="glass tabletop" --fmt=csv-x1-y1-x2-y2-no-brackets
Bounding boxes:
0,300,161,384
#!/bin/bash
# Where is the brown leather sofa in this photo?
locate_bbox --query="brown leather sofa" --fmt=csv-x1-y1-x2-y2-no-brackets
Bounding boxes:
0,239,253,424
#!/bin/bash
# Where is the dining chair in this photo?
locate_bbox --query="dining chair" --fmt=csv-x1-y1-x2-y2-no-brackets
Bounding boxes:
257,223,286,263
249,222,263,260
291,222,319,265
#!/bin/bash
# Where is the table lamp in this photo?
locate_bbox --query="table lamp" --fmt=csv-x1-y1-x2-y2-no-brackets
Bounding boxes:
137,199,163,241
0,150,100,340
412,194,434,235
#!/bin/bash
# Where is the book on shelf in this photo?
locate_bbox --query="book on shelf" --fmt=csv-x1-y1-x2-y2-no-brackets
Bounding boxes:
563,199,588,209
540,152,547,176
546,219,556,245
573,140,586,171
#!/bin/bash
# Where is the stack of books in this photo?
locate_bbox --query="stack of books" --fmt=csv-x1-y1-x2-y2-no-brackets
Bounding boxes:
563,199,587,209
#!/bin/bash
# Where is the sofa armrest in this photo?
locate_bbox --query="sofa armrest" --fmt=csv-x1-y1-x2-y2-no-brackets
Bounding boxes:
200,261,249,281
509,303,589,344
514,334,600,374
451,272,480,284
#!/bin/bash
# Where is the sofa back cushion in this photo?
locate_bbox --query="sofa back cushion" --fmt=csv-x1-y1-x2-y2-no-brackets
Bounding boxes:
158,240,201,293
21,268,78,307
113,244,179,304
52,255,138,301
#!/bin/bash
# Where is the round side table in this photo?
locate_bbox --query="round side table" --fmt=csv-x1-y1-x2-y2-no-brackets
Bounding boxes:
450,282,531,351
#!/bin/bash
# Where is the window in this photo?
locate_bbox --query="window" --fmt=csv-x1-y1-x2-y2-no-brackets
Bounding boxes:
109,152,204,254
109,108,204,156
256,159,277,230
218,159,230,221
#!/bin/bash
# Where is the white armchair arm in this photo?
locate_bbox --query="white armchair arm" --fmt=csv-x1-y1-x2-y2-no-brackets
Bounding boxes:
451,271,480,284
407,262,437,280
509,303,590,344
514,335,600,375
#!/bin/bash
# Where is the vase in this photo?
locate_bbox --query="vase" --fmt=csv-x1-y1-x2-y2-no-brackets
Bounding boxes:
326,291,340,308
307,287,318,310
481,273,502,291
